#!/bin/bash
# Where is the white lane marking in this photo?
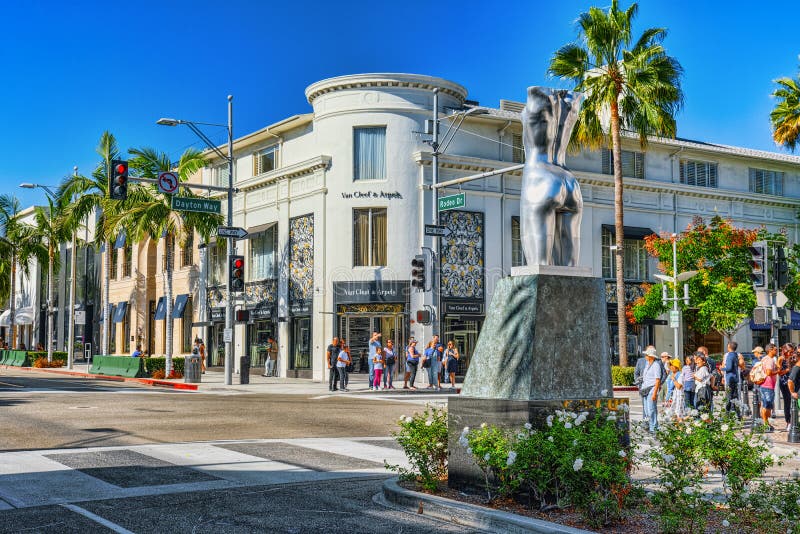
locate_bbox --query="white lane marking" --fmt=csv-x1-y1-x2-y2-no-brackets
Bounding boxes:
60,503,137,534
0,381,24,388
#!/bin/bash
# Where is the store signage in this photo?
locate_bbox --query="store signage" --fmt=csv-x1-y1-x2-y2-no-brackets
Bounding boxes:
334,281,410,304
211,307,225,322
250,303,276,320
341,191,403,200
442,301,484,315
438,193,465,211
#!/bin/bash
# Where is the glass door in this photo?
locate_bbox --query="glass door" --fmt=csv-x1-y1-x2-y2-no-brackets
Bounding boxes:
443,316,482,375
291,317,312,369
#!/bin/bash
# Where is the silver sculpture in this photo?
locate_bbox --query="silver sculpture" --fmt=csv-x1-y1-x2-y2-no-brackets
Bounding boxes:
520,86,583,266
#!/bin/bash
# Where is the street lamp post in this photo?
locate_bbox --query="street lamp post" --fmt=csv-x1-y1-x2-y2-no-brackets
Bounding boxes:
655,234,698,359
157,96,235,385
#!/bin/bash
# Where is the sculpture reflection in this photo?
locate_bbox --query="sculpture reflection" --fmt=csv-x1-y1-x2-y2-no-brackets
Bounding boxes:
520,86,583,266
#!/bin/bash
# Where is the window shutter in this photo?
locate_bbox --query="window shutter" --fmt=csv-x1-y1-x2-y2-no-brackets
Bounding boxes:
635,152,645,179
709,163,718,188
602,148,612,174
512,134,524,163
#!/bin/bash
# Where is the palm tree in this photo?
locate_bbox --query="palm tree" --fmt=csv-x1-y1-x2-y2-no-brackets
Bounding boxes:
33,195,72,362
548,0,683,366
58,132,121,357
0,195,47,349
117,146,222,375
771,69,800,151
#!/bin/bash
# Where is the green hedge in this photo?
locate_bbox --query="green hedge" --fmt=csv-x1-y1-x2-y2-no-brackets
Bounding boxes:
27,351,68,362
144,356,185,375
611,366,635,386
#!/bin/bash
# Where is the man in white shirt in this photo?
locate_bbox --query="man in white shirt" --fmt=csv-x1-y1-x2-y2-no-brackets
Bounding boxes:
641,346,663,434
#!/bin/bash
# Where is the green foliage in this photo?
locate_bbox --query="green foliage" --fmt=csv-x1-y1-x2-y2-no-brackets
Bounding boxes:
386,405,448,491
461,409,632,528
26,351,68,362
630,216,758,338
611,366,635,386
144,356,185,375
745,478,800,533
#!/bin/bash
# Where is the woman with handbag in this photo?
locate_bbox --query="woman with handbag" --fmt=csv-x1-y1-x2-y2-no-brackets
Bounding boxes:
693,353,712,412
668,359,685,419
403,339,420,390
422,341,437,389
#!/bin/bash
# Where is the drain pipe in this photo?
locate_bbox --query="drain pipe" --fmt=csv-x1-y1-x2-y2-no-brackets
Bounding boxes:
498,121,512,275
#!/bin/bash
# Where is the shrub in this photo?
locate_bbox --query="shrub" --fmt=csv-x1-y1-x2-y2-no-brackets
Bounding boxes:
386,404,448,491
461,408,632,528
32,357,65,368
151,369,165,379
144,356,184,375
611,366,635,386
745,478,800,533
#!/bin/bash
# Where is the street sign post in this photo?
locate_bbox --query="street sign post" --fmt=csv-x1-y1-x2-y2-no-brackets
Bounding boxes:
217,226,249,239
668,310,680,329
438,193,465,211
157,172,179,194
171,196,221,214
424,224,447,237
223,328,233,343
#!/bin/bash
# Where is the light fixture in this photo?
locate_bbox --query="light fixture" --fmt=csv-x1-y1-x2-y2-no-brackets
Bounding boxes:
156,118,181,126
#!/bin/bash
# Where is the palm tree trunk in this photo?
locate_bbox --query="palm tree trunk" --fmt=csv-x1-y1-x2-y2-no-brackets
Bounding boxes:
165,234,174,376
9,255,16,349
67,231,77,369
102,240,110,356
610,100,628,368
47,246,54,362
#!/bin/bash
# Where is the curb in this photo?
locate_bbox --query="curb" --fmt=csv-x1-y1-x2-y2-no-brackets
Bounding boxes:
0,365,199,391
378,477,591,534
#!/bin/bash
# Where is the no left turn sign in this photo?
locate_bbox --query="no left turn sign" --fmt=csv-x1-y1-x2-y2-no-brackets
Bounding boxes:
158,172,179,194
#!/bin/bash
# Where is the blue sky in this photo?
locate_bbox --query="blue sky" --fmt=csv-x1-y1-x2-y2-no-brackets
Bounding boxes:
1,0,797,208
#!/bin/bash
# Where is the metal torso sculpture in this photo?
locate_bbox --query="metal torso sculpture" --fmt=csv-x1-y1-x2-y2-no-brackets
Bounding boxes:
520,86,583,266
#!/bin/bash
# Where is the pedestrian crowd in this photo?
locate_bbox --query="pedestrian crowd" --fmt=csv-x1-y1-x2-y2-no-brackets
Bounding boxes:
325,332,460,392
634,341,800,435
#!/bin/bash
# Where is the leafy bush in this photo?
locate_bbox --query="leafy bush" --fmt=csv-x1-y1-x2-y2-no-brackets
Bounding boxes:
461,409,632,528
144,356,184,375
386,404,448,491
744,478,800,533
611,366,635,386
150,369,183,379
32,357,64,368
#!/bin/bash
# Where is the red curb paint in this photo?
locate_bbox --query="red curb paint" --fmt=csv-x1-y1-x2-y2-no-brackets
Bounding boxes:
0,365,198,391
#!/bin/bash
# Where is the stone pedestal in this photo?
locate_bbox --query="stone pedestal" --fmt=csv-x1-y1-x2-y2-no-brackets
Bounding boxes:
448,272,618,490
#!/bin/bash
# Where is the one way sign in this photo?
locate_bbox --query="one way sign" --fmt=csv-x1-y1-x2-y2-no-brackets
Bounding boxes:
217,226,249,239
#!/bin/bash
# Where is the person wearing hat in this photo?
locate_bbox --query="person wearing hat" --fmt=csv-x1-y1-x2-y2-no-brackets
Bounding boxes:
722,341,741,418
640,345,663,434
667,358,685,419
659,352,672,406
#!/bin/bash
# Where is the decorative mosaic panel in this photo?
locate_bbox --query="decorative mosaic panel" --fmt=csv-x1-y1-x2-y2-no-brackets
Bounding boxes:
440,210,484,300
245,279,278,305
289,214,314,308
605,282,646,304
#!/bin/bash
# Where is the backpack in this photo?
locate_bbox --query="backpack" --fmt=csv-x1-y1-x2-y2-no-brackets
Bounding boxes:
749,361,767,385
658,360,668,384
709,368,723,392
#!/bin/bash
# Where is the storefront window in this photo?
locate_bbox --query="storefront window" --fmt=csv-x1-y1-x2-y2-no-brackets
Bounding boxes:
249,226,277,281
248,320,275,368
181,297,193,353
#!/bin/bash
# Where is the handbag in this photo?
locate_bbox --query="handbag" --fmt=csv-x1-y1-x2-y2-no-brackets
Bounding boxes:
422,357,431,369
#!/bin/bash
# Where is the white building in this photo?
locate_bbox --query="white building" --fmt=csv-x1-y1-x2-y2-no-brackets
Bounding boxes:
186,73,800,380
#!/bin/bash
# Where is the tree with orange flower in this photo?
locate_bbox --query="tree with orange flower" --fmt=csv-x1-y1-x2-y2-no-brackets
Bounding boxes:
629,216,758,343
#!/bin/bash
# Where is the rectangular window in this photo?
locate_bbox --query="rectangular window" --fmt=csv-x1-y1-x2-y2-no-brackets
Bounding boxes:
182,297,193,353
353,208,387,267
602,148,645,179
209,241,226,286
123,244,132,278
110,247,118,280
162,235,175,271
353,127,386,181
214,164,229,187
511,216,526,267
601,228,649,281
181,233,194,268
249,225,278,280
680,159,718,188
749,168,784,196
253,145,279,176
512,133,525,163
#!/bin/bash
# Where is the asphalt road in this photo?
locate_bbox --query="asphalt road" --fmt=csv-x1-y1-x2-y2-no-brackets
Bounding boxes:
0,370,418,452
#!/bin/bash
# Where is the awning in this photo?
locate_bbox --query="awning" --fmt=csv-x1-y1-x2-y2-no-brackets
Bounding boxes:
247,222,277,236
601,224,656,240
1,307,35,326
114,231,126,249
99,304,116,323
172,294,189,319
154,297,166,320
790,311,800,330
112,301,128,323
750,319,771,331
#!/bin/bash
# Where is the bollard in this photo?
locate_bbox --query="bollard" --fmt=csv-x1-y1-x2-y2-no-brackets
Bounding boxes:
239,355,251,385
751,385,761,433
790,398,800,443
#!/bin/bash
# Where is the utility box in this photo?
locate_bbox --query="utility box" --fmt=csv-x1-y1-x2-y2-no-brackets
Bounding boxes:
185,354,202,383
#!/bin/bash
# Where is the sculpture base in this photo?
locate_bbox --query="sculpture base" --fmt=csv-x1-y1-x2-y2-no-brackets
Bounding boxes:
510,265,593,278
447,396,629,491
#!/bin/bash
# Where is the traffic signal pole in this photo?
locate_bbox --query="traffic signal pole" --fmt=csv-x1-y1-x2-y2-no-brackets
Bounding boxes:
431,89,440,338
226,96,235,386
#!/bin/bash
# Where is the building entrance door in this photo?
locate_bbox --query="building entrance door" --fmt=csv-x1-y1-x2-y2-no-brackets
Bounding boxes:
338,306,406,376
443,316,482,376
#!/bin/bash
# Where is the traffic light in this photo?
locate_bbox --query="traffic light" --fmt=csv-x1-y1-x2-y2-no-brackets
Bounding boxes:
229,255,245,292
416,310,431,324
775,246,790,289
109,160,129,200
748,241,768,288
235,309,250,322
411,254,426,290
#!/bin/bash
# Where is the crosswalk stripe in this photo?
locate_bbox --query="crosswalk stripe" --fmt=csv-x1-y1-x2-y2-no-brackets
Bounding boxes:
61,504,136,534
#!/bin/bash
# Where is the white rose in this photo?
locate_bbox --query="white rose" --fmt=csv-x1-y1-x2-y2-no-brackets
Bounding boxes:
720,424,729,432
565,422,573,429
546,415,554,427
506,451,517,466
607,415,617,421
618,450,627,458
662,453,675,464
480,422,488,429
683,487,693,495
601,389,609,396
573,458,584,471
425,420,433,426
722,519,730,527
458,436,469,448
462,426,470,434
548,436,554,442
524,422,532,430
484,453,491,461
573,439,578,446
466,447,472,455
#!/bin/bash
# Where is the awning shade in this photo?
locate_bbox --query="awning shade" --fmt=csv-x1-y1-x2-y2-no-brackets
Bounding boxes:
790,311,800,330
15,307,34,325
154,297,166,320
114,231,126,249
601,224,656,240
247,222,277,235
750,319,771,331
172,294,189,319
99,304,116,323
112,301,128,323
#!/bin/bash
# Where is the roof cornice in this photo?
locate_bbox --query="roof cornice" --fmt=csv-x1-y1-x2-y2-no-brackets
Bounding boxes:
305,73,467,105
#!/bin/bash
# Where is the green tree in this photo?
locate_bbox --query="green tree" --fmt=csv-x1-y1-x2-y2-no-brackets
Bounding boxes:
630,216,758,345
771,63,800,151
58,132,124,356
117,146,221,374
33,194,73,362
548,0,683,365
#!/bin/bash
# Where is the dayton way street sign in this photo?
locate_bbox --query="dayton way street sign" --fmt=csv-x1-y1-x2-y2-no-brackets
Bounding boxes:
218,226,249,239
438,193,465,211
171,196,221,214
